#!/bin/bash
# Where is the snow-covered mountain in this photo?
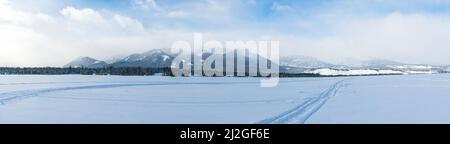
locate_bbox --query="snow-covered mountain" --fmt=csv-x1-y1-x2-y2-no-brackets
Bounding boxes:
64,57,108,68
362,59,404,67
104,55,126,64
333,58,403,68
279,57,411,75
110,49,175,68
64,49,449,76
280,57,447,76
280,56,334,68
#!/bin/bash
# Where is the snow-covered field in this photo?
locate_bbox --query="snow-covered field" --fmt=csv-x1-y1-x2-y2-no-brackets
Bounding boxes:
1,74,450,124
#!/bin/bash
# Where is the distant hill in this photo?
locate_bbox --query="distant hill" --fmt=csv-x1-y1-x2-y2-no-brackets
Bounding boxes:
110,49,175,68
280,56,334,68
64,57,108,68
333,58,404,68
63,49,449,77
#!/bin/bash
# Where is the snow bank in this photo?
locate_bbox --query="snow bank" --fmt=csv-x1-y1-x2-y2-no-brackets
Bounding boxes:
306,68,404,76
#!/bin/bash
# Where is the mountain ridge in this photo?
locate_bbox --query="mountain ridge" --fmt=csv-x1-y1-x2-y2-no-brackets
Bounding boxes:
64,49,450,76
64,57,108,68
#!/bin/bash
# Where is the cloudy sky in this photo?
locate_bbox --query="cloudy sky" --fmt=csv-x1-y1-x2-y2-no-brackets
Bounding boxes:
1,0,450,67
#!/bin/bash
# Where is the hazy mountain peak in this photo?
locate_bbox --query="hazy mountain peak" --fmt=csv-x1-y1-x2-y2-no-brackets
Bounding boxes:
333,58,404,68
280,55,334,68
111,49,175,68
363,59,404,67
64,57,107,68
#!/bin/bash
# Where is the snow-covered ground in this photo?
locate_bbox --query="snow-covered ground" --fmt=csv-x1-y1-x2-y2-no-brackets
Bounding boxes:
1,74,450,124
305,68,405,76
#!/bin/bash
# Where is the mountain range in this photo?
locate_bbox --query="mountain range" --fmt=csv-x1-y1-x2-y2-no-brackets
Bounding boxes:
64,48,450,76
64,57,108,68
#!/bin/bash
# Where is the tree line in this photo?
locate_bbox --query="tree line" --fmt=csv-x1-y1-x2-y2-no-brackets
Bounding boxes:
0,67,173,76
0,67,329,77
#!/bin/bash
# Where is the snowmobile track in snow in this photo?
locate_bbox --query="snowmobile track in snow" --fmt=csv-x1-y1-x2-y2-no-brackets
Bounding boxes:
258,79,347,124
0,81,268,105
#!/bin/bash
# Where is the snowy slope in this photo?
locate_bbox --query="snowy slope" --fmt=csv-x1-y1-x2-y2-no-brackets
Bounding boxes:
0,75,341,123
2,74,450,124
306,74,450,124
280,56,334,68
333,58,403,68
64,57,108,68
111,49,175,68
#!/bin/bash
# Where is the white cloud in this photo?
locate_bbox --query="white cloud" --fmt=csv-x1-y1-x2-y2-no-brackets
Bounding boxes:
0,0,54,26
0,0,61,66
0,23,63,67
113,14,144,31
181,0,233,23
0,2,184,67
133,0,162,11
167,10,188,18
59,7,147,35
60,7,107,25
2,0,450,66
280,12,450,65
0,0,8,4
271,2,293,12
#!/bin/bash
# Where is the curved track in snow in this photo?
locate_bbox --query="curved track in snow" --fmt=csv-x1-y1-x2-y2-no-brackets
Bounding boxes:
258,79,347,124
0,81,264,105
0,79,316,106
